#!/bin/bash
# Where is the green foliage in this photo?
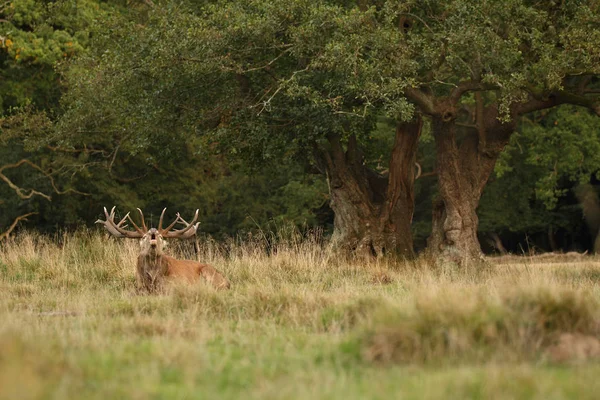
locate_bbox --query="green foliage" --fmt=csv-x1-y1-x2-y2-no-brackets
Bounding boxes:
478,106,600,242
509,107,600,209
0,0,110,113
0,0,115,234
1,0,330,237
2,0,600,251
57,0,378,160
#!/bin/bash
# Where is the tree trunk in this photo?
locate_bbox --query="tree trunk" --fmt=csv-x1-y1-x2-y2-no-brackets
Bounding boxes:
427,115,513,264
488,232,508,255
324,119,422,258
548,227,558,252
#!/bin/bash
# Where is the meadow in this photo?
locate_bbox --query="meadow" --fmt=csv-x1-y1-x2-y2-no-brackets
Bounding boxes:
1,230,600,400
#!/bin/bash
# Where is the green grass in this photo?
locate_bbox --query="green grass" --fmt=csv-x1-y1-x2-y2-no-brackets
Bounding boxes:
1,231,600,399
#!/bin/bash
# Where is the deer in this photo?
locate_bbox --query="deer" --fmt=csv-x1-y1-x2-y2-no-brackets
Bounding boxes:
96,206,230,292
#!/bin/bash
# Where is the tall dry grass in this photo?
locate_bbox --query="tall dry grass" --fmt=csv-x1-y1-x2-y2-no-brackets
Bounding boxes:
1,229,600,399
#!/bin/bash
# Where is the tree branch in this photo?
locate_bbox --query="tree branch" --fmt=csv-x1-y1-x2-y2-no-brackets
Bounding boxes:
252,67,309,115
403,87,437,115
0,160,52,201
405,81,499,118
513,91,600,116
417,170,437,179
46,144,110,157
0,212,37,241
0,159,90,200
239,48,292,73
449,80,498,104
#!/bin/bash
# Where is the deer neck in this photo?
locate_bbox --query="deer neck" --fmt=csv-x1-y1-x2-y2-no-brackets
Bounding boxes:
138,252,169,289
141,246,163,258
140,251,166,269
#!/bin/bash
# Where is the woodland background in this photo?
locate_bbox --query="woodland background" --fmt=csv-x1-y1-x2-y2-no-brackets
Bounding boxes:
1,0,600,256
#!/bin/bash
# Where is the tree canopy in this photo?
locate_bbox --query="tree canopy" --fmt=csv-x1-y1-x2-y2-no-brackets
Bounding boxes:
2,0,600,261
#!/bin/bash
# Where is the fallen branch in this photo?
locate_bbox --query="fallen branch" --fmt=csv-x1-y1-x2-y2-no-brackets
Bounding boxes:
0,158,89,198
0,212,37,241
0,160,52,200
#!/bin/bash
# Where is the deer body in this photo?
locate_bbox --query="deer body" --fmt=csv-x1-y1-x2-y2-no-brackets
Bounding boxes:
137,254,229,291
97,208,230,292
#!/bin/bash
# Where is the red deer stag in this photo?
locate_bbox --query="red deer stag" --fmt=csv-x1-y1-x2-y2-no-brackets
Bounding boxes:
96,207,230,291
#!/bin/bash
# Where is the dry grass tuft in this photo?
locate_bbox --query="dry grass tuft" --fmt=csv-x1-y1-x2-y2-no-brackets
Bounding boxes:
362,286,600,364
546,333,600,363
2,231,600,398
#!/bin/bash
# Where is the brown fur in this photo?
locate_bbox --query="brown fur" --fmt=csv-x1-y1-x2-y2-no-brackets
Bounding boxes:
135,228,229,292
137,253,230,292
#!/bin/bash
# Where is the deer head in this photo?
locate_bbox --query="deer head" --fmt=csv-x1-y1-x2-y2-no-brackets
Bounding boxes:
96,206,200,256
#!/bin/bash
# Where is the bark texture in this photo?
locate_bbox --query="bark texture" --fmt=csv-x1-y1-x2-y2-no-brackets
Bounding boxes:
323,118,422,258
427,111,514,263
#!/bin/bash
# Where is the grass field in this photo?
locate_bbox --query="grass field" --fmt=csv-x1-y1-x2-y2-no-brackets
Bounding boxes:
1,230,600,400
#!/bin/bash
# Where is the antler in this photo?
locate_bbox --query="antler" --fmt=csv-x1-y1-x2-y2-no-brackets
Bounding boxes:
96,206,198,239
95,206,146,238
123,208,148,236
162,209,200,239
136,208,148,231
157,208,180,233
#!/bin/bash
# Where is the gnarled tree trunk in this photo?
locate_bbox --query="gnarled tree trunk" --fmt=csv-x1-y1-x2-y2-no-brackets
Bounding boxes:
323,118,422,258
427,114,514,264
402,75,600,265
